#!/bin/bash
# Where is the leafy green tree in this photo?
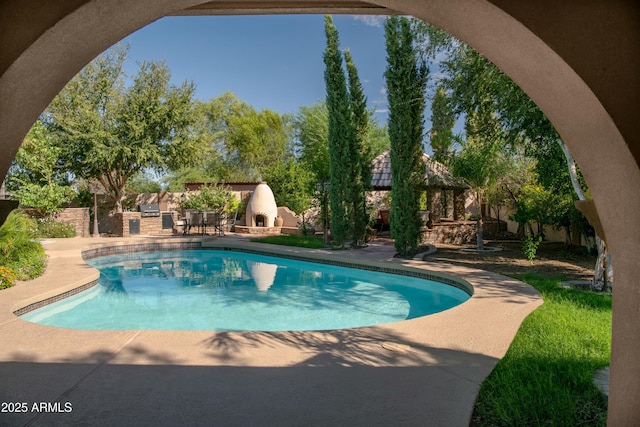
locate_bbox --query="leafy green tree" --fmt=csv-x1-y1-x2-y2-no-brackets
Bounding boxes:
182,92,294,182
384,16,428,256
46,45,196,212
323,15,353,248
263,158,315,215
367,119,391,159
510,183,569,237
160,97,230,191
294,101,331,184
484,151,535,224
225,108,293,180
125,171,162,194
442,42,584,239
415,20,610,284
8,120,75,218
414,20,455,61
451,108,505,250
448,42,610,282
163,167,212,193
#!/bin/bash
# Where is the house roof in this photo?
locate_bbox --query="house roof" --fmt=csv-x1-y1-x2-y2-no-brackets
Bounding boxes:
370,149,469,190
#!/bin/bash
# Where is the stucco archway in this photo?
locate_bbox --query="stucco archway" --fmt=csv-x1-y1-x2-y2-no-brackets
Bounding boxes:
1,1,639,424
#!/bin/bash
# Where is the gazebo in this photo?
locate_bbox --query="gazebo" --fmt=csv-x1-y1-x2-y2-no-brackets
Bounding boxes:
370,149,469,224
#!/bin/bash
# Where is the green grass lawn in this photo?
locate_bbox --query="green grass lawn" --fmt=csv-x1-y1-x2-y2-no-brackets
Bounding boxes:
472,273,611,426
249,234,327,249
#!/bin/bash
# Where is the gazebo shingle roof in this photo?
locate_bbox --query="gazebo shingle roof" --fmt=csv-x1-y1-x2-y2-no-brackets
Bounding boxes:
370,149,468,190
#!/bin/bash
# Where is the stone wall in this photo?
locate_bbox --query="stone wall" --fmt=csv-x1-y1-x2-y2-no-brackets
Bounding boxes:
142,212,175,236
113,211,176,237
113,212,140,237
422,221,477,245
56,208,90,237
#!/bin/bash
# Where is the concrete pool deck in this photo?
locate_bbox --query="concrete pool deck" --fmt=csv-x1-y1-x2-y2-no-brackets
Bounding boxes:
0,235,542,426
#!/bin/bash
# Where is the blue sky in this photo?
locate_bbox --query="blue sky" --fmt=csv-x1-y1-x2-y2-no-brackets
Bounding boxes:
122,15,391,122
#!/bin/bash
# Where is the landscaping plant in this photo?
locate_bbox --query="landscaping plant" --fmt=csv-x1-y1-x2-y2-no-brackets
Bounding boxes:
180,184,239,214
0,211,47,282
35,218,76,238
522,235,543,262
0,266,17,290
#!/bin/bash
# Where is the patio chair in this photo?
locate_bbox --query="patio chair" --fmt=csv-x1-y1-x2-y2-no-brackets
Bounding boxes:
189,211,204,235
222,210,238,232
206,211,223,236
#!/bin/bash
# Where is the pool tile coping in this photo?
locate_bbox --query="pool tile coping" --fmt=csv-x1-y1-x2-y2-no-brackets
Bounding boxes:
12,279,99,316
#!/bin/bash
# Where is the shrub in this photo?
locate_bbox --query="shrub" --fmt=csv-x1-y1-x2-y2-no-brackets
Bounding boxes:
298,220,315,236
36,218,76,238
523,235,543,262
0,211,48,281
0,266,17,290
180,185,240,214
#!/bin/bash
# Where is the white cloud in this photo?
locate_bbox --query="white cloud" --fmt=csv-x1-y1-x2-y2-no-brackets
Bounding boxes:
351,15,387,27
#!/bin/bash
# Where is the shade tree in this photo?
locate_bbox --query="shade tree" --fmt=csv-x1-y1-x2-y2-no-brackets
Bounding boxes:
423,25,611,286
45,45,196,212
7,120,76,219
169,92,295,185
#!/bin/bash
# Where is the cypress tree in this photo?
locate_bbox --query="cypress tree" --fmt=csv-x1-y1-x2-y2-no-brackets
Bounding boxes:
323,15,353,248
344,49,372,247
384,17,428,256
430,85,456,163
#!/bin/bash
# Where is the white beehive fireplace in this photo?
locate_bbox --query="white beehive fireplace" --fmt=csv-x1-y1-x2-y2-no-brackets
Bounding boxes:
245,182,278,227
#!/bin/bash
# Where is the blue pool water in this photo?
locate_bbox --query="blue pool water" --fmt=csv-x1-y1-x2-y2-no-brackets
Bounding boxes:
21,250,470,331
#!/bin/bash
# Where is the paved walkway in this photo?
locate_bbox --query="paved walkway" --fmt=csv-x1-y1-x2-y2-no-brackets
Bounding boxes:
0,235,542,426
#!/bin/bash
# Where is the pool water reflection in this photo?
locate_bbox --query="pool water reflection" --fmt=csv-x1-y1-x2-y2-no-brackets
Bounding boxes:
21,250,470,331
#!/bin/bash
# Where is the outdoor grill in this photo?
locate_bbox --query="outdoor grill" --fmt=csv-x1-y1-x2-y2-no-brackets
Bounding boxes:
137,204,160,217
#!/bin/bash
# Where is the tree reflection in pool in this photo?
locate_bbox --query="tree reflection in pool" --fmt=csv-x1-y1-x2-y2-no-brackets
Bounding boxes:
21,250,470,331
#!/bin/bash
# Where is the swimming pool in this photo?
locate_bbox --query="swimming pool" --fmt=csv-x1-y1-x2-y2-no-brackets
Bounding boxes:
20,249,471,331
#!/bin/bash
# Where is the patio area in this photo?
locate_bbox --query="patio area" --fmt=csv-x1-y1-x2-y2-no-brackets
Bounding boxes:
0,235,541,426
